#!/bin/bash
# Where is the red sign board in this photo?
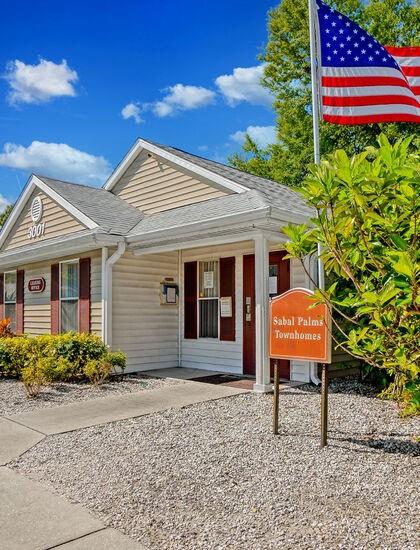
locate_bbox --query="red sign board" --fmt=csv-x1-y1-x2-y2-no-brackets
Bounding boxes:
269,287,331,363
28,278,46,293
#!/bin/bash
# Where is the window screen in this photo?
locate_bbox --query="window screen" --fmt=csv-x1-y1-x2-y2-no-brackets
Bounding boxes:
60,261,79,332
198,260,219,338
4,271,17,332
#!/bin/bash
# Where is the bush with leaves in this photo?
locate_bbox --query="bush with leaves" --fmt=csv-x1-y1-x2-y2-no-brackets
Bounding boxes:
283,134,419,415
0,332,127,397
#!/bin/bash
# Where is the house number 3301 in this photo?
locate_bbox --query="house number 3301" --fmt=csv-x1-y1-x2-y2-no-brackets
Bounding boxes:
28,223,45,239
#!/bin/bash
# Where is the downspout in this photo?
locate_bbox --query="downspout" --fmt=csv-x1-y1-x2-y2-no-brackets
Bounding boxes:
103,240,126,348
101,247,108,342
178,250,182,367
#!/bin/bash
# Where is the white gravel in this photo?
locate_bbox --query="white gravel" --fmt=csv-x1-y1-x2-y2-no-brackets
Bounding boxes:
11,379,420,550
0,375,184,416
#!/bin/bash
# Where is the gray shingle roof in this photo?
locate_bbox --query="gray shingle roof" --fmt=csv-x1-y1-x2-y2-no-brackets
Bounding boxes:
128,190,270,236
37,175,143,235
141,139,314,217
35,139,313,239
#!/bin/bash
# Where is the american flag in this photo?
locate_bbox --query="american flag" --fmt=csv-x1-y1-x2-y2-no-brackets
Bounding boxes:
315,0,420,125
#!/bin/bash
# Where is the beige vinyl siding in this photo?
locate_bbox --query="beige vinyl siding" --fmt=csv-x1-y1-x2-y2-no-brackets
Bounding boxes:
4,190,85,251
112,152,230,214
21,250,102,336
112,251,179,372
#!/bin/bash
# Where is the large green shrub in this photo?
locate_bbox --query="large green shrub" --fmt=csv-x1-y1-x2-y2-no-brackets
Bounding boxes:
283,134,419,416
0,333,127,397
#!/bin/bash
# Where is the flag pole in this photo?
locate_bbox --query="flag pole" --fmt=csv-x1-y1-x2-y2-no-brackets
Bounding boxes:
308,0,324,290
309,0,329,448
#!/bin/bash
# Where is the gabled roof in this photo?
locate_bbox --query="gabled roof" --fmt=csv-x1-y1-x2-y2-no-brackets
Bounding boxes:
0,138,313,254
37,176,143,235
103,138,313,218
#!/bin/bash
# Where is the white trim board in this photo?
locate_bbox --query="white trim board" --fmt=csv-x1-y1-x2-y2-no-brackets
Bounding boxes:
103,139,248,195
0,175,98,249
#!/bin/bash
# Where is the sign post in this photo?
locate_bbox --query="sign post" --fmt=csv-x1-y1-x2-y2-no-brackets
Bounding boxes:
269,288,331,446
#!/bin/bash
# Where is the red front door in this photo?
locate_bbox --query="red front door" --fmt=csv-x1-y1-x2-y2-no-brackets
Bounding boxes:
242,251,290,379
243,254,255,376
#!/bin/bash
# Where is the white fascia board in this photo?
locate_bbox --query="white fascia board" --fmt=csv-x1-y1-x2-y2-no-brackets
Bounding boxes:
270,206,313,226
132,230,261,256
0,231,123,270
103,139,248,195
0,176,36,249
0,175,98,249
126,207,270,245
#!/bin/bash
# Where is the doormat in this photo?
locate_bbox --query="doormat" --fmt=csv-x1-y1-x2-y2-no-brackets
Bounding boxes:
191,374,255,390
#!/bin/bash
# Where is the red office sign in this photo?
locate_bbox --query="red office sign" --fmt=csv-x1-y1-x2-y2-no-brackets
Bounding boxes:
28,278,46,293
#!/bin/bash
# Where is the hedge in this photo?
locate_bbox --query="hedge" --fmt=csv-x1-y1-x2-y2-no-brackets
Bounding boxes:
0,332,126,391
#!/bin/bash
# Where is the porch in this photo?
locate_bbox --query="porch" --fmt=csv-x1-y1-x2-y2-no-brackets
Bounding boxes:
108,231,317,392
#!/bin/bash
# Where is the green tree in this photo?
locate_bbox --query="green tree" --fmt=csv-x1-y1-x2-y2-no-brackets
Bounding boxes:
0,204,13,229
230,0,420,188
283,135,419,415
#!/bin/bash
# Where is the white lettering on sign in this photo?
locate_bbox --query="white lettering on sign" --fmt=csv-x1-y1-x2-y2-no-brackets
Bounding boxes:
28,223,45,239
272,315,324,327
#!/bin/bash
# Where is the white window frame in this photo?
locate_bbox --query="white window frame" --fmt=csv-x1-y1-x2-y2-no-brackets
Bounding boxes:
197,259,220,340
59,259,79,333
3,270,17,331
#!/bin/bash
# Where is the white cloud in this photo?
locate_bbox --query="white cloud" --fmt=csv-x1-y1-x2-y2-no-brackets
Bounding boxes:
230,125,276,148
215,65,273,107
0,141,111,185
0,195,11,213
4,59,78,105
121,102,143,124
151,84,216,117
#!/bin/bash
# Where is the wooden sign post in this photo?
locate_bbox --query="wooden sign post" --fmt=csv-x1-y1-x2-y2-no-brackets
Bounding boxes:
269,288,332,447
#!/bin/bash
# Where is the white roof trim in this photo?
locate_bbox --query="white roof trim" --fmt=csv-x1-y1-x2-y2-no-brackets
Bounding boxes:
0,175,98,249
103,139,248,195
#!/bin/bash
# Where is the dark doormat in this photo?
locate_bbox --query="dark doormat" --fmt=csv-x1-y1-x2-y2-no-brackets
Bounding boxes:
191,374,255,390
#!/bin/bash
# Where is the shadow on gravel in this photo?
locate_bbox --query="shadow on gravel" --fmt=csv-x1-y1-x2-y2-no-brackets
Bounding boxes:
337,436,420,456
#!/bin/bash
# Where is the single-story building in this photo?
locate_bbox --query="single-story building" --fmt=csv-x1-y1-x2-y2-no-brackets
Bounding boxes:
0,139,320,391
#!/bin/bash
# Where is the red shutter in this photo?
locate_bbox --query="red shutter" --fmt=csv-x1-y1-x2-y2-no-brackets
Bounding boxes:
16,270,24,335
51,264,60,334
184,261,197,339
0,274,4,319
79,258,91,333
220,256,236,341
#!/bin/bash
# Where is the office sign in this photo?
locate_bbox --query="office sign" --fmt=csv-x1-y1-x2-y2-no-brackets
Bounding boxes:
269,288,331,363
28,278,46,293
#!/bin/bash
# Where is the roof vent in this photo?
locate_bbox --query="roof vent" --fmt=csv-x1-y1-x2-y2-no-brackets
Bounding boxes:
31,196,43,223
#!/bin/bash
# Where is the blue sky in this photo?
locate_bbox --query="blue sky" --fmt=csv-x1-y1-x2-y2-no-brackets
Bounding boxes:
0,0,277,210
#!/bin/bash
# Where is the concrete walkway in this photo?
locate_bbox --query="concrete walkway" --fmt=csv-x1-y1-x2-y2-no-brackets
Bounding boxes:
0,467,146,550
6,380,248,435
1,379,249,549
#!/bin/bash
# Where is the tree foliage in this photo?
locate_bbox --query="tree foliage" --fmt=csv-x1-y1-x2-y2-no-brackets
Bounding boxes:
229,0,420,188
283,135,419,413
0,204,13,229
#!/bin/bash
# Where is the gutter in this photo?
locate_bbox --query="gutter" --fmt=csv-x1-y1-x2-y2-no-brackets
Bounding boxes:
102,240,126,347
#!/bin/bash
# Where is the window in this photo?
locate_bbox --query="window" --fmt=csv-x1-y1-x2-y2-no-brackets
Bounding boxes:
199,260,219,338
60,260,79,332
4,271,17,332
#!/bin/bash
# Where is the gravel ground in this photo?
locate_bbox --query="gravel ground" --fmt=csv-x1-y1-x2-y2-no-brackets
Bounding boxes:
11,379,420,550
0,375,184,416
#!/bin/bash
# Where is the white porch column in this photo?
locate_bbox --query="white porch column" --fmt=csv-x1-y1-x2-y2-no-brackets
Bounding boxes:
253,234,271,393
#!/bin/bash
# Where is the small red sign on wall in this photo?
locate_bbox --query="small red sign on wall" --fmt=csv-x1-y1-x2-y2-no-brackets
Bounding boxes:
28,278,46,293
